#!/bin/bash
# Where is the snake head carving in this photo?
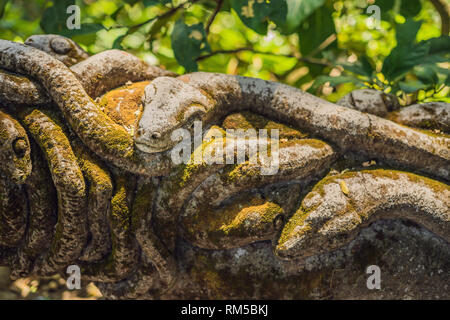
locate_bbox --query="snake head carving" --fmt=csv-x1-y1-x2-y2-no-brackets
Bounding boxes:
25,34,89,66
135,77,211,153
0,110,31,183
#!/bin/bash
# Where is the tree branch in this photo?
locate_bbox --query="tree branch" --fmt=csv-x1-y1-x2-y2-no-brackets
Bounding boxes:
307,34,337,58
429,0,450,35
205,0,224,35
112,0,201,32
196,33,337,67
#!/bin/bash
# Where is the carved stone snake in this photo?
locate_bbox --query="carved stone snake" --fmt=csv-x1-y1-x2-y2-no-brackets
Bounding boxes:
0,38,448,299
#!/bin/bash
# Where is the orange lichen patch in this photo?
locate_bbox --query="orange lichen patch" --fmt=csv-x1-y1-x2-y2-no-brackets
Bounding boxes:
98,81,150,134
222,111,308,140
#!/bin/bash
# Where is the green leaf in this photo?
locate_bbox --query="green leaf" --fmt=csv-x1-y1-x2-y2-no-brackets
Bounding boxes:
375,0,395,21
421,55,447,64
396,19,421,47
111,5,124,20
61,23,105,37
375,0,394,12
123,0,143,5
311,75,363,92
398,80,428,93
112,34,127,49
230,0,287,35
382,43,430,81
171,19,210,72
414,65,438,85
297,4,336,57
40,1,104,37
435,67,450,76
445,75,450,86
400,0,421,18
148,9,178,40
420,36,450,55
0,0,9,19
144,0,172,6
415,36,450,65
41,0,75,34
281,0,326,34
341,55,374,79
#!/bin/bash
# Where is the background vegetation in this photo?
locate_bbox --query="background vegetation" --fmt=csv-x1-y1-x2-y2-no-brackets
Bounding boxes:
0,0,448,104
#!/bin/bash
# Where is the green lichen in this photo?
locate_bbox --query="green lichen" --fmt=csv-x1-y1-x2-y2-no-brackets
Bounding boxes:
60,88,135,162
222,111,307,140
279,138,327,149
130,182,154,232
277,205,311,249
72,142,112,193
183,193,283,249
176,128,226,188
111,177,131,231
81,175,136,278
219,200,282,235
278,168,450,249
22,109,85,196
362,168,450,194
221,163,259,183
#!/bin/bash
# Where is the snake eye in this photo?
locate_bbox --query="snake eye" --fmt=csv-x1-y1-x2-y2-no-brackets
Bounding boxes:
151,132,161,140
50,37,72,54
12,138,27,158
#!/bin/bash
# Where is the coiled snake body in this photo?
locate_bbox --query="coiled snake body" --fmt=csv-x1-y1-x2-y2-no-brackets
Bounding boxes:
0,37,448,299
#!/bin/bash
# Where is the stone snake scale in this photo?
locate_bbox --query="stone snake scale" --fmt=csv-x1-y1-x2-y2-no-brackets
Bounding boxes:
0,37,448,299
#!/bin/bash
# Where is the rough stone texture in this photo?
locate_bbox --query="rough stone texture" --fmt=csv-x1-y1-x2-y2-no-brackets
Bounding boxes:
0,109,31,183
136,76,212,153
0,47,175,108
0,39,449,299
337,88,400,117
388,102,450,133
147,73,450,181
71,50,176,99
11,141,57,279
275,170,449,260
21,109,88,276
25,34,89,67
0,174,28,248
163,220,449,299
180,139,336,250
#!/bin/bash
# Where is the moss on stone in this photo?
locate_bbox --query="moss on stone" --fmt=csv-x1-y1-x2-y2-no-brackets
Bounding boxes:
130,182,154,232
222,111,307,140
22,109,85,196
221,163,259,183
182,192,283,249
72,142,112,193
111,177,131,231
277,206,311,249
278,168,450,249
362,168,450,194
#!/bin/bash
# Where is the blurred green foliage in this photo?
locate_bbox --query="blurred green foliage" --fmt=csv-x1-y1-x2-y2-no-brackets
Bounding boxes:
0,0,448,104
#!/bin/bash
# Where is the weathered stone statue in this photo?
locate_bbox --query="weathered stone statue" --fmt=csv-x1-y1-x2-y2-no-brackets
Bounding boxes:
0,35,448,299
